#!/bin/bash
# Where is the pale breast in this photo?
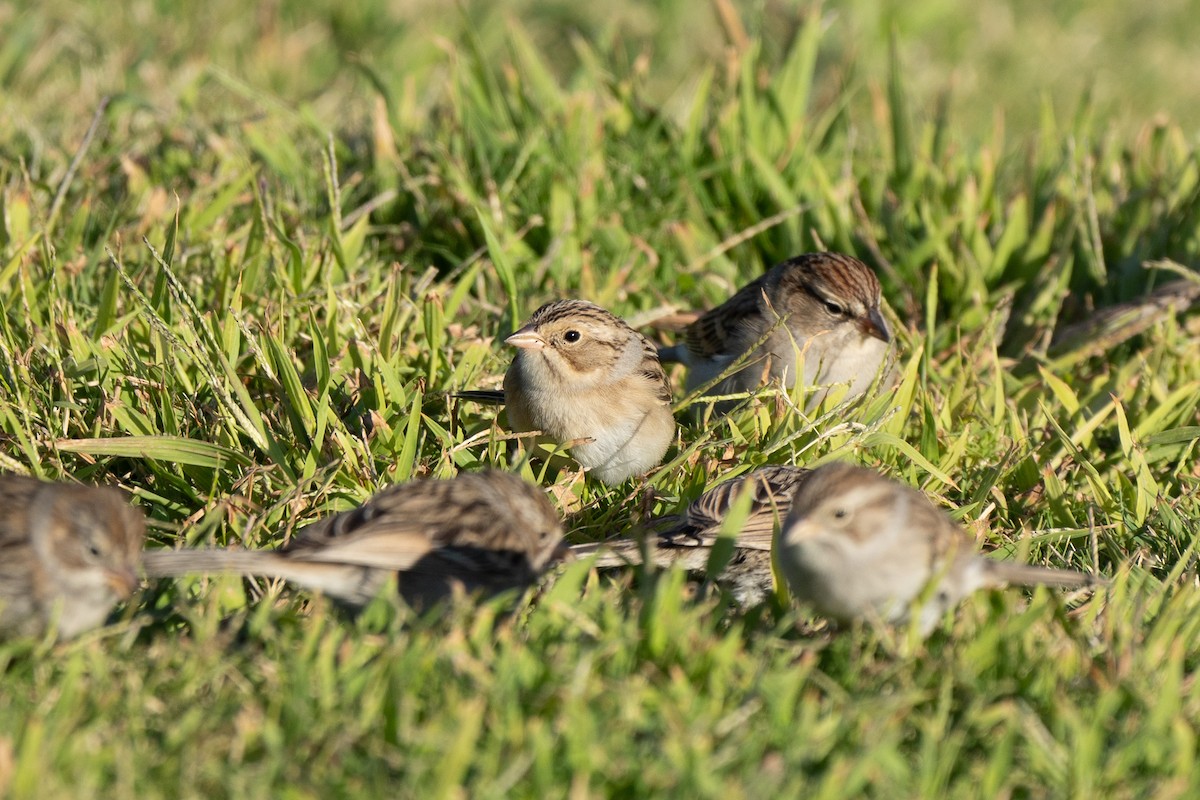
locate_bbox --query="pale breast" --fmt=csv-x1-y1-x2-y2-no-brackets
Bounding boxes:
577,403,673,483
783,518,935,625
693,324,889,405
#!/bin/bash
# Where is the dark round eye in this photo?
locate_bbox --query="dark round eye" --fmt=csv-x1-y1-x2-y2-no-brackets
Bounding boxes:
563,330,582,343
823,300,845,316
88,543,103,558
833,508,847,519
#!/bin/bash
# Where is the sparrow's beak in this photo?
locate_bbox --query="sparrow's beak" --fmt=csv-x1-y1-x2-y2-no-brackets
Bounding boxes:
552,541,574,562
861,307,891,343
106,567,140,598
505,325,546,351
780,516,820,544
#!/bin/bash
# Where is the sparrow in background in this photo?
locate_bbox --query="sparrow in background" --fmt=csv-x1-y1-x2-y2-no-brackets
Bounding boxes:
0,475,145,639
659,252,892,407
142,470,567,609
573,465,810,606
778,462,1101,636
461,299,676,485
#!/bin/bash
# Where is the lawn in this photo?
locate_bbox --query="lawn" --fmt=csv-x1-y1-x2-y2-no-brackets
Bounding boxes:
2,0,1200,796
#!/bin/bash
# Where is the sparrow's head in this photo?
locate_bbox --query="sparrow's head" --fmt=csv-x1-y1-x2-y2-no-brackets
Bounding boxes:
775,253,890,343
28,480,145,600
781,462,898,546
506,299,651,389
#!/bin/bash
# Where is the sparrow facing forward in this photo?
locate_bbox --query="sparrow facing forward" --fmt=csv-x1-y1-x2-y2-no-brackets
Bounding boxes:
501,299,676,485
778,462,1100,636
0,476,144,639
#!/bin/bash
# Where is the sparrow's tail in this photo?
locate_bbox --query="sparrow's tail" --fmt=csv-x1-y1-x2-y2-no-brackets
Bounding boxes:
570,537,715,572
142,548,290,578
569,540,639,569
450,390,506,405
656,344,687,364
143,548,384,607
983,560,1103,589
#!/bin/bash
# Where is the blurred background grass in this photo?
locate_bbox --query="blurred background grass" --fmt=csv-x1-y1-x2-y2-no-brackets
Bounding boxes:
4,0,1199,139
6,0,1198,329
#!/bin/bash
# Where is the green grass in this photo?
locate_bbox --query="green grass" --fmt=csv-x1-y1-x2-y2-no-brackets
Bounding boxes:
3,0,1200,796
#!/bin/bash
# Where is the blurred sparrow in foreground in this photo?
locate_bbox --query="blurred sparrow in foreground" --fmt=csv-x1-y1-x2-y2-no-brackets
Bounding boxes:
659,252,891,408
779,463,1101,636
573,465,810,606
0,476,145,639
143,471,567,609
461,299,676,485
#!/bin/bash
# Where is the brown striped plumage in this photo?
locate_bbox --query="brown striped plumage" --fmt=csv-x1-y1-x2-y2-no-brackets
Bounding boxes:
0,476,144,639
142,471,567,609
571,465,810,606
779,463,1101,636
660,464,810,547
661,253,892,408
502,299,676,484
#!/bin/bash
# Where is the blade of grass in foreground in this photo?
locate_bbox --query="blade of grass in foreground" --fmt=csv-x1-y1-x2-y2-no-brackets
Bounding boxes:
55,435,252,469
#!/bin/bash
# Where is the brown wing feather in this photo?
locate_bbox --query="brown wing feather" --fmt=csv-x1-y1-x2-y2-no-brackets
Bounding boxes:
281,482,450,570
637,334,674,404
0,478,39,601
662,465,810,549
0,476,39,540
280,472,560,577
684,275,772,359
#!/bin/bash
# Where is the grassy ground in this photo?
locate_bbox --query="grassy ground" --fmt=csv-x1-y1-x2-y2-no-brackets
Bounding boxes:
3,0,1200,796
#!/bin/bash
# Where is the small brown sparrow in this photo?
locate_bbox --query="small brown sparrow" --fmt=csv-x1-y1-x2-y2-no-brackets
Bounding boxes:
573,465,810,606
142,471,568,609
497,299,677,485
778,463,1100,636
0,475,145,639
660,252,892,406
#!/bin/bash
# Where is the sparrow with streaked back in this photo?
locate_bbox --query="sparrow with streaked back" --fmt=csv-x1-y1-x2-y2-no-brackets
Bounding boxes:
573,465,810,606
660,252,892,407
143,470,567,610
